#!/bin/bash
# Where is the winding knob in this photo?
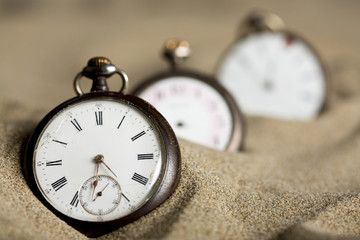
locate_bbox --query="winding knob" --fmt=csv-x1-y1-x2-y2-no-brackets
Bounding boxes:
87,57,112,67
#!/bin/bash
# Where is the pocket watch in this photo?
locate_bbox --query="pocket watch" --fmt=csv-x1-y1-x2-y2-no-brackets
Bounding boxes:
23,57,181,237
132,39,245,151
216,10,328,121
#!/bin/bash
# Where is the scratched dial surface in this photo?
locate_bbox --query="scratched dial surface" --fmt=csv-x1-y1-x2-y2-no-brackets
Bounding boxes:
33,99,164,222
137,76,233,150
217,31,326,121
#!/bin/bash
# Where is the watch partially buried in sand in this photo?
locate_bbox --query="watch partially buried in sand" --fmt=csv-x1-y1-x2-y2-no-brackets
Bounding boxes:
23,57,181,237
216,10,328,121
133,39,245,151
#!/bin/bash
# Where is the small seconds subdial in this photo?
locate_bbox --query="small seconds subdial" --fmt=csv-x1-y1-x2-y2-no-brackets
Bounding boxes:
80,175,121,216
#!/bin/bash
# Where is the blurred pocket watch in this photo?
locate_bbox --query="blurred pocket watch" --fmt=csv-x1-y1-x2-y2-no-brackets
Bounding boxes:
133,39,245,151
24,57,181,237
216,10,329,121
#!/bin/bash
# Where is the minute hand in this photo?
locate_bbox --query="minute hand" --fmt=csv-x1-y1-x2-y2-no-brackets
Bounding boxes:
102,161,118,178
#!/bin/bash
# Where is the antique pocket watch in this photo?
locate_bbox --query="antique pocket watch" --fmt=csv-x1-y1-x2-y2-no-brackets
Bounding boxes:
24,57,181,237
133,39,245,151
216,10,328,121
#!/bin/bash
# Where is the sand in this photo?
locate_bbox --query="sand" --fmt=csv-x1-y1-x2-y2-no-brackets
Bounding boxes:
1,1,360,239
1,82,360,239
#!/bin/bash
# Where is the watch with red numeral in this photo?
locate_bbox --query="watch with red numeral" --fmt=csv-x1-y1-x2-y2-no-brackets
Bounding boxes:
133,39,245,151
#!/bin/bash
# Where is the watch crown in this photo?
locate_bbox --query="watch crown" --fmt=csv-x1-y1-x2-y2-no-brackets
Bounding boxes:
239,10,285,37
74,57,129,96
165,39,191,58
87,57,112,67
164,39,191,68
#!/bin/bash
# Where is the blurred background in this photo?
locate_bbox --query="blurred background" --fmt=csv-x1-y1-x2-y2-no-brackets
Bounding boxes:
0,0,359,110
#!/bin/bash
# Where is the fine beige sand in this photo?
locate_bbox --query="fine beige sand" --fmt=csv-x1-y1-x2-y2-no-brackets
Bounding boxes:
1,1,360,239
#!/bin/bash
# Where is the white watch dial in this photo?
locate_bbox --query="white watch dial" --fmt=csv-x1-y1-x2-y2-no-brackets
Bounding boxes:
217,31,326,121
34,99,164,222
137,76,233,150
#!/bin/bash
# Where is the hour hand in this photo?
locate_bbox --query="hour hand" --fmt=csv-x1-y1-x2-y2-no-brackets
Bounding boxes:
91,163,100,199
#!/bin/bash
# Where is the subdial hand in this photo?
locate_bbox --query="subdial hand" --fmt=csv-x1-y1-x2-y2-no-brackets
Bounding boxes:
93,183,110,202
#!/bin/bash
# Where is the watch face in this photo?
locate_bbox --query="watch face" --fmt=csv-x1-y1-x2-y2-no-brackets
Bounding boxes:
32,98,165,222
136,76,234,150
217,31,326,121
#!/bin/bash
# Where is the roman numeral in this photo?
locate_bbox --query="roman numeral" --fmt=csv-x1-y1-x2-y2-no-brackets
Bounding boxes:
95,111,103,125
131,172,148,185
51,176,68,191
137,154,154,160
46,160,62,166
117,116,125,129
131,131,146,141
71,119,82,132
121,193,130,202
70,191,79,207
52,140,67,145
